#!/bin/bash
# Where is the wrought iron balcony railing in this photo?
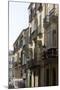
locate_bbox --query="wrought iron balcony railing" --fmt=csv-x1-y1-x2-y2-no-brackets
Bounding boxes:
42,48,58,61
27,59,40,69
46,48,58,57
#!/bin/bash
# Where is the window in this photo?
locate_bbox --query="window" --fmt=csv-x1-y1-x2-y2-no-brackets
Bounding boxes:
34,71,35,87
29,8,32,22
31,20,34,33
47,31,52,48
45,4,48,15
30,28,31,39
24,55,27,64
21,51,23,65
31,17,38,33
38,69,40,86
46,15,49,22
40,15,41,28
46,68,49,86
53,30,56,47
38,15,42,33
52,68,56,85
30,71,32,87
35,17,38,29
29,48,32,60
22,53,24,65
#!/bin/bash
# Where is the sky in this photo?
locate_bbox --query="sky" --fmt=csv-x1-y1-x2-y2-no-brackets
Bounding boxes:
9,1,30,50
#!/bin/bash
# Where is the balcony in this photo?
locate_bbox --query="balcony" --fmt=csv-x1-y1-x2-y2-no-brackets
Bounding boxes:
42,48,58,63
27,59,40,69
43,8,58,29
26,47,42,69
46,48,58,57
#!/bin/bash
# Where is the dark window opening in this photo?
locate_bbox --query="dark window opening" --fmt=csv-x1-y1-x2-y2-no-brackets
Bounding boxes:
46,68,49,86
34,71,35,87
30,72,32,87
52,68,56,86
38,69,40,87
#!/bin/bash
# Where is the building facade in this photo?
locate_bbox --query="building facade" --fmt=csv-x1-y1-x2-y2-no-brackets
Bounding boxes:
13,27,29,88
26,3,58,87
11,2,58,88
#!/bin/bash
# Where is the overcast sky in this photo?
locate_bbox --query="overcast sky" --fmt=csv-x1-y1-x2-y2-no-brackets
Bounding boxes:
9,1,30,50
